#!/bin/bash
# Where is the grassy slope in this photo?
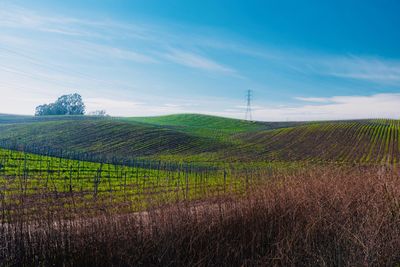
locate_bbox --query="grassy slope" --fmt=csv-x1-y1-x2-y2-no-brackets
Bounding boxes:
121,114,266,142
237,119,400,164
123,114,264,132
122,114,304,138
0,118,230,161
0,114,271,162
0,114,399,164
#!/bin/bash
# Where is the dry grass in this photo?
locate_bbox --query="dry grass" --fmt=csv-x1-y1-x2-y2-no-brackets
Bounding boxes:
1,166,400,266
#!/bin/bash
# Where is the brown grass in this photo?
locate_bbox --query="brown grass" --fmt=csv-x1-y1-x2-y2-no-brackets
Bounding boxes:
1,166,400,266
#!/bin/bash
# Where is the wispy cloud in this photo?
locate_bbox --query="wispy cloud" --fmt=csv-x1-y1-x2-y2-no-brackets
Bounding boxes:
74,42,158,64
314,56,400,84
0,4,239,75
163,49,237,74
85,98,145,114
295,97,331,103
0,4,159,43
4,2,399,85
254,93,400,121
207,41,400,85
85,97,192,116
0,6,95,36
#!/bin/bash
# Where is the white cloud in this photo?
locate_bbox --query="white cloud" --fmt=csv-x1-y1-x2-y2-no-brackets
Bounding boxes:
163,103,181,108
0,6,90,36
75,42,158,64
163,49,237,74
0,4,240,80
86,98,144,109
251,93,400,121
295,97,331,103
0,90,52,115
316,56,400,84
212,43,400,85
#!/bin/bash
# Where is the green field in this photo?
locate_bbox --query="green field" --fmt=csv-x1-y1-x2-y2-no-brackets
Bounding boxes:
1,113,399,266
237,118,400,164
0,113,318,218
1,146,287,219
0,114,399,164
1,113,398,218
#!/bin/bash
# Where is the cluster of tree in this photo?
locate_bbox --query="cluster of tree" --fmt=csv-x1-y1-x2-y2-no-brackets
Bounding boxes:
87,110,108,117
35,93,86,116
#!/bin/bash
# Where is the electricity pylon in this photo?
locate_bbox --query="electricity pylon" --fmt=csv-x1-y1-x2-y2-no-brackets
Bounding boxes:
245,89,252,121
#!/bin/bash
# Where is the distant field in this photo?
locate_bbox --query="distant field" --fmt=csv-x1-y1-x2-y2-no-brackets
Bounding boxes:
237,119,400,164
123,114,266,134
0,118,228,161
124,114,306,138
0,114,399,164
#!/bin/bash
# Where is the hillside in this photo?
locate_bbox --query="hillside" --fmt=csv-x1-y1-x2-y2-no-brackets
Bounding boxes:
0,114,273,162
0,114,399,164
0,118,230,161
123,114,265,133
122,114,305,138
236,119,400,164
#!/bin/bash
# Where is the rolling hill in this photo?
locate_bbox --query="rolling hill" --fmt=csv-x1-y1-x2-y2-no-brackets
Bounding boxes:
236,119,400,164
0,114,399,164
0,118,230,161
122,113,305,140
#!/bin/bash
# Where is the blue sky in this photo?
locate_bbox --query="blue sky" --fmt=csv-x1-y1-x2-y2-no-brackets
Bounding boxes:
1,0,400,120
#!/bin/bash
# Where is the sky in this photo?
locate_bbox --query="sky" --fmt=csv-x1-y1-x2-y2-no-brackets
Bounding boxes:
1,0,400,121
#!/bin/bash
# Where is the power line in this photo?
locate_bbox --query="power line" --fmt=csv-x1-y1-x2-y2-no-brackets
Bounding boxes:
245,89,252,121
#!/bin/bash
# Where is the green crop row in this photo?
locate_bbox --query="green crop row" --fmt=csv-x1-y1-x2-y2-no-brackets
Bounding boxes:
1,147,302,221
